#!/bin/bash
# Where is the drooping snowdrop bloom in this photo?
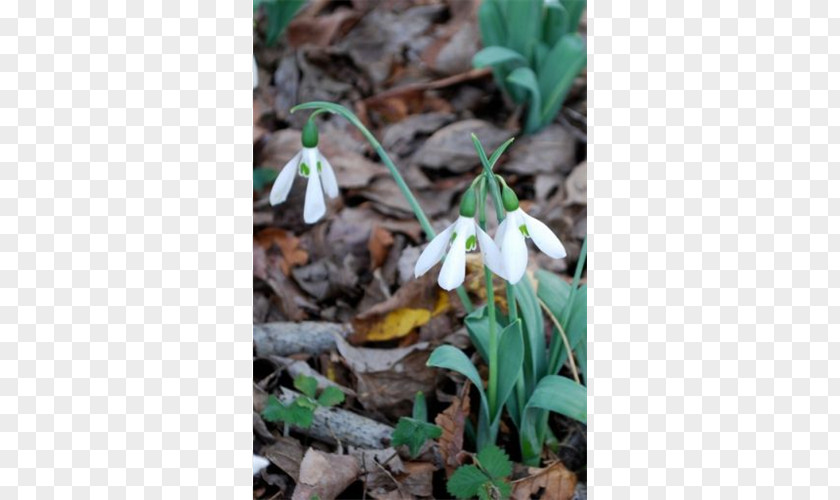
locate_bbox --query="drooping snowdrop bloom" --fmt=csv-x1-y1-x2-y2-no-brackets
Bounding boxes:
253,454,270,476
496,185,566,284
414,190,506,290
253,56,258,89
269,119,339,223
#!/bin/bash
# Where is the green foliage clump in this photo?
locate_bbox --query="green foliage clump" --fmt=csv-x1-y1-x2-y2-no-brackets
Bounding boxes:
447,445,513,500
391,392,443,458
261,374,345,428
473,0,586,134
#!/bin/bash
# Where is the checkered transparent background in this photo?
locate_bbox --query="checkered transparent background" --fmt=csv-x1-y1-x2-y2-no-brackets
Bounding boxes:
0,0,253,498
590,1,838,498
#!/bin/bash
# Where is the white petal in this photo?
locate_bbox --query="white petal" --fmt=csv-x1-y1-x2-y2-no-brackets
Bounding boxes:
477,226,507,280
494,216,509,248
253,454,269,475
269,151,300,205
438,231,467,291
303,165,326,223
522,211,566,259
253,57,258,89
456,216,476,249
318,151,340,198
501,212,528,284
414,223,455,277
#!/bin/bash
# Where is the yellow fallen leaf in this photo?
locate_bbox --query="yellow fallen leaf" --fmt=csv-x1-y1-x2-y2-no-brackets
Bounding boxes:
364,308,432,342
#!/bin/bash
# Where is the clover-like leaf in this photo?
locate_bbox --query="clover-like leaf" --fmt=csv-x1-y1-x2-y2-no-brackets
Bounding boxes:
391,417,442,458
477,444,512,479
316,386,345,407
261,395,315,428
447,464,489,500
293,374,318,398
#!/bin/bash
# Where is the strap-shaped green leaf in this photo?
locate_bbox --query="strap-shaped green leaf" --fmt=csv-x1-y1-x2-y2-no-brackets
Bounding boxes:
477,0,506,47
526,375,586,424
506,67,543,134
560,0,586,34
542,3,569,46
491,320,523,424
504,0,541,61
512,277,546,391
472,46,527,70
464,305,495,364
427,345,490,424
537,34,586,128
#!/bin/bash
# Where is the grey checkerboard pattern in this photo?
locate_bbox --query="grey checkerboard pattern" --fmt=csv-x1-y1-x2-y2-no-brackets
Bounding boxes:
590,1,838,498
0,0,253,497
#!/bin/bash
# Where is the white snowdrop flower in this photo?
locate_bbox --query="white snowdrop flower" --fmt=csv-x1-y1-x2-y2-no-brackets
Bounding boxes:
269,120,339,223
253,56,258,89
253,454,270,476
496,186,566,284
414,190,506,290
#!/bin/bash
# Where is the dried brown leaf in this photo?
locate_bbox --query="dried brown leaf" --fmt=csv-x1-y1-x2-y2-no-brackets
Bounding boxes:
292,448,361,500
368,225,395,270
262,436,305,482
255,228,309,275
435,381,471,477
511,461,578,500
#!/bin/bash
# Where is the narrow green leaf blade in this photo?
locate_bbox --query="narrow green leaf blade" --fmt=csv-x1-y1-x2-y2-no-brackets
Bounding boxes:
506,66,543,134
412,391,428,421
477,0,506,47
253,167,278,191
492,320,523,423
542,3,569,46
472,46,528,69
526,375,586,424
513,278,546,390
537,34,586,128
504,0,541,61
560,0,586,33
427,345,490,423
447,465,489,499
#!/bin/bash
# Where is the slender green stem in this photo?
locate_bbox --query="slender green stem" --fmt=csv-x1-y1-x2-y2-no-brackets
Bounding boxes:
476,179,499,420
291,102,474,313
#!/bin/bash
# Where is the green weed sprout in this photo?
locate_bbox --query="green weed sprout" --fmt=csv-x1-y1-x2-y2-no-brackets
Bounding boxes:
262,374,345,430
473,0,586,134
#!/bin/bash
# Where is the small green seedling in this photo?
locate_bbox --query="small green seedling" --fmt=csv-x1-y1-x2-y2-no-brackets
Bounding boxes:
391,392,443,458
262,374,345,429
447,444,513,500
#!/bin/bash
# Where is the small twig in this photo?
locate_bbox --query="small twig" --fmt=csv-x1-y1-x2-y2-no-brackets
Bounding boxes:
537,297,580,384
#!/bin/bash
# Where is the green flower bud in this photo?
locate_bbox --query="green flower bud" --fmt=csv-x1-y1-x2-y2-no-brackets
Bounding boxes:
459,188,477,217
501,185,520,211
301,119,319,148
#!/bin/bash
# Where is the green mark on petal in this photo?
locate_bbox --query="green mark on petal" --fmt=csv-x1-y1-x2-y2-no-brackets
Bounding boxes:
317,161,322,173
299,162,310,177
465,235,477,251
519,224,529,237
450,231,458,242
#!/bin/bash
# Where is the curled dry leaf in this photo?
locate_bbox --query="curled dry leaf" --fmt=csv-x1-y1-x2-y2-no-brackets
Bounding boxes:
511,461,578,500
292,448,361,500
435,381,471,477
415,119,511,173
255,228,309,276
368,225,395,270
505,124,577,175
334,334,436,419
286,8,361,48
262,436,305,482
352,271,449,343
